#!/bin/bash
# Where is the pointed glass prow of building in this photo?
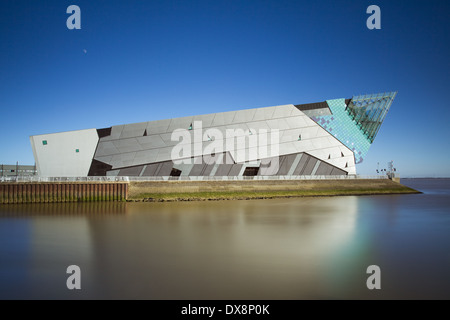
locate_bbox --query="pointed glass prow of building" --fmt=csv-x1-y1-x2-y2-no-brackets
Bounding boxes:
345,92,397,143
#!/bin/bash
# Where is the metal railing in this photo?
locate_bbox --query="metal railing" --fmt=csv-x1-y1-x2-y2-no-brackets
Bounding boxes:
0,176,130,183
1,175,388,183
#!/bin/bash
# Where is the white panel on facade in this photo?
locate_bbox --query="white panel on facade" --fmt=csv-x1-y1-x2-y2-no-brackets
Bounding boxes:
246,120,271,132
290,106,304,116
223,111,237,125
293,139,314,153
233,109,256,123
272,105,293,118
146,119,172,135
223,124,249,139
252,108,266,121
297,126,315,140
30,129,99,177
278,142,297,156
167,116,194,132
266,118,290,131
280,128,302,143
193,113,216,128
211,113,225,126
311,136,335,150
285,115,310,130
263,107,276,120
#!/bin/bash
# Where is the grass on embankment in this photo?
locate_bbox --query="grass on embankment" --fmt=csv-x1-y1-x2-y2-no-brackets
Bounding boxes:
127,179,420,202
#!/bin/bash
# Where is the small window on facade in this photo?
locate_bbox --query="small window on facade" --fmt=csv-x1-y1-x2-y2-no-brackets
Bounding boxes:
76,149,79,153
328,154,331,159
170,168,182,177
345,162,348,168
143,129,147,136
10,170,15,173
243,167,259,176
298,134,301,141
42,140,47,145
341,152,344,157
188,123,193,130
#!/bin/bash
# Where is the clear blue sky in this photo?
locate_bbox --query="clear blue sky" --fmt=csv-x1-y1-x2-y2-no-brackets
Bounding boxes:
1,0,449,177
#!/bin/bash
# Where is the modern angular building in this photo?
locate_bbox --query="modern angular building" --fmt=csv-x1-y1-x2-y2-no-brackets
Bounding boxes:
30,92,396,177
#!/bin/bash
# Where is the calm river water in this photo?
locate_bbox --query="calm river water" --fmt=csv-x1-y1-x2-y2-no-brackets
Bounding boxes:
0,179,449,299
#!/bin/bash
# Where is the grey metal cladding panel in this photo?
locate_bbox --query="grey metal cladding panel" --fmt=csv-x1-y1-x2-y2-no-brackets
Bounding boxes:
118,166,144,176
133,149,159,166
146,119,171,135
311,160,321,175
136,135,166,149
159,132,181,147
293,154,309,175
156,161,173,176
275,155,286,175
142,163,160,176
303,158,318,175
215,164,233,176
315,162,329,175
189,163,206,176
202,164,214,176
277,154,297,175
112,138,143,153
93,155,113,164
100,125,124,141
323,163,334,175
228,164,243,176
95,141,120,157
331,167,347,175
120,122,148,139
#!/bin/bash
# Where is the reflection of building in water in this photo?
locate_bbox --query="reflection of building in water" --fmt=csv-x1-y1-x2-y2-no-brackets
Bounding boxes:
19,198,360,299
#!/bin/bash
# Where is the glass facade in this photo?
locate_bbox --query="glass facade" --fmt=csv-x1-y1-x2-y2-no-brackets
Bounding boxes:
346,92,397,143
310,92,396,164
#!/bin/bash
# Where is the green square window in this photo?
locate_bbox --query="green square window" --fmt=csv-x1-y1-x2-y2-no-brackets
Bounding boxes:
75,149,79,153
42,140,47,145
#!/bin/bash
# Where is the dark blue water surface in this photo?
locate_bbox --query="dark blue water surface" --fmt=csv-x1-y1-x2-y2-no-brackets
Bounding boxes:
0,179,449,299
